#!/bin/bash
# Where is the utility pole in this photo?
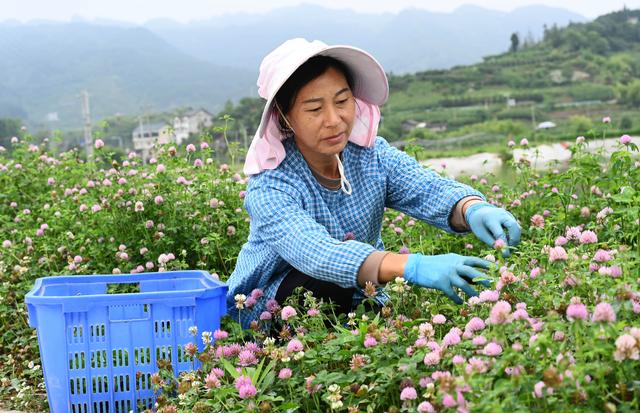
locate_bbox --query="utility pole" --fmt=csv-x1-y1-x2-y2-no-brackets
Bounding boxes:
81,90,93,159
530,105,536,128
241,122,248,151
137,115,146,162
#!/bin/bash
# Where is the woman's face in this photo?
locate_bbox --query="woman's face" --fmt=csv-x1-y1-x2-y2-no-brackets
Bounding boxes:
287,66,356,165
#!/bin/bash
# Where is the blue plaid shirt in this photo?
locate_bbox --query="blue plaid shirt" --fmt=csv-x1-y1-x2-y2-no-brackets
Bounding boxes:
226,136,484,328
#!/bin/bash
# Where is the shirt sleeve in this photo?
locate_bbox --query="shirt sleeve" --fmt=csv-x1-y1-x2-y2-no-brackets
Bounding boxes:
244,172,376,289
376,137,486,234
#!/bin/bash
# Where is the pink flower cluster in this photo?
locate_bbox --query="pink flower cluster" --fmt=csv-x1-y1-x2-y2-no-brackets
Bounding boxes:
489,301,511,325
548,246,568,262
613,328,640,361
566,297,588,321
286,338,304,353
483,342,503,356
281,305,297,321
235,375,257,398
592,302,616,323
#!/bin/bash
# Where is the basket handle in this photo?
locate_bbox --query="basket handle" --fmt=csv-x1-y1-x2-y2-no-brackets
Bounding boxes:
108,297,196,322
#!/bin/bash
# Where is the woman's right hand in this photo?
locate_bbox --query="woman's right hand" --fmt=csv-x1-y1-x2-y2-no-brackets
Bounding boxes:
403,253,492,304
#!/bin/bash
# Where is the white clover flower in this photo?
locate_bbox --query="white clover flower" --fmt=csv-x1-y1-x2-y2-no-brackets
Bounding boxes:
188,326,198,336
235,294,247,310
263,337,276,347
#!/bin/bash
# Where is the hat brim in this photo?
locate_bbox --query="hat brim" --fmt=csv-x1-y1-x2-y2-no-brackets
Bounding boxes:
255,44,388,141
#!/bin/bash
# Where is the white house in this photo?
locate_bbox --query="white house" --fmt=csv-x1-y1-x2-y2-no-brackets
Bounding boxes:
173,109,213,145
132,122,172,162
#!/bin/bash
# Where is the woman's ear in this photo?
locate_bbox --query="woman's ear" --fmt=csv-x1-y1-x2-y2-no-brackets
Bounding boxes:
275,101,296,136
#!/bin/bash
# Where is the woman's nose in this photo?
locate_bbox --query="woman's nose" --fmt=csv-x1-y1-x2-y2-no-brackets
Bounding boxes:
324,105,341,127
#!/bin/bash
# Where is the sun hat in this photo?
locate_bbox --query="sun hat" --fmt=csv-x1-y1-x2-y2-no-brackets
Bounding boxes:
243,38,389,176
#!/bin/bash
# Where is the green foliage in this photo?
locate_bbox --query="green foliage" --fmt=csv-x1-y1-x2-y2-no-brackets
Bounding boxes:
569,115,594,134
510,33,520,53
0,118,22,150
543,9,640,55
457,119,527,137
617,79,640,107
567,83,615,101
620,116,633,130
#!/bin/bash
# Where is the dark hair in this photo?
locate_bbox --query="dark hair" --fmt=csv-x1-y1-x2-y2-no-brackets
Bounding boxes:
274,55,354,127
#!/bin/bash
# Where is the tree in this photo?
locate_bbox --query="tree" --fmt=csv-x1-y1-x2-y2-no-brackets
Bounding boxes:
569,116,593,134
619,79,640,107
0,118,22,148
510,33,520,53
523,30,536,49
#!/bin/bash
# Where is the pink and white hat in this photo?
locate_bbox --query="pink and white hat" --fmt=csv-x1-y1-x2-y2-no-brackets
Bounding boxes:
243,38,389,176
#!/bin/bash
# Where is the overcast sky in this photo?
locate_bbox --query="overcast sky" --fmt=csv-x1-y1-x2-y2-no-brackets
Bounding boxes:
2,0,639,23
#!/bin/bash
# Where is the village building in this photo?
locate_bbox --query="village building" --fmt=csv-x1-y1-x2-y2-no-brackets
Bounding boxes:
132,122,172,162
131,109,214,162
173,109,213,145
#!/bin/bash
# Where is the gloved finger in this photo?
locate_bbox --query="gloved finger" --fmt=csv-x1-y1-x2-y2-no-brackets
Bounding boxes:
456,264,485,279
457,265,492,287
501,214,521,246
473,225,495,247
485,217,508,246
462,257,492,269
440,284,463,304
472,278,492,287
451,275,479,298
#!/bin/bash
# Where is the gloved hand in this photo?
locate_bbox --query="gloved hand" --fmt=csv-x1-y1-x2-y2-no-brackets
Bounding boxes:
465,202,521,257
403,253,492,304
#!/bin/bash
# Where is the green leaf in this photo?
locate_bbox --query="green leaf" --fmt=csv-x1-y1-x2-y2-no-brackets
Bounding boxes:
220,356,240,379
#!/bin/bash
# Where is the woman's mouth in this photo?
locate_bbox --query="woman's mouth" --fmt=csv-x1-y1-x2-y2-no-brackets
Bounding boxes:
323,133,344,144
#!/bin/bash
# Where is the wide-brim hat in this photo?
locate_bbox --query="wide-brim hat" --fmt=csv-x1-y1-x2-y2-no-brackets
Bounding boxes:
256,38,388,140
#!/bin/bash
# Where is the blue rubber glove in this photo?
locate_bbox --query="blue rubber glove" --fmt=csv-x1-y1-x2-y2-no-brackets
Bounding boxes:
465,202,521,257
403,253,492,304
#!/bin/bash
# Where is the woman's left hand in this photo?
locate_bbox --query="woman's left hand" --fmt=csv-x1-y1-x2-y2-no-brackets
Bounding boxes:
465,202,521,257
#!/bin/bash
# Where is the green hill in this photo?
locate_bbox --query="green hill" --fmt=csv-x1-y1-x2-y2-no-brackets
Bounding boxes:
377,8,640,152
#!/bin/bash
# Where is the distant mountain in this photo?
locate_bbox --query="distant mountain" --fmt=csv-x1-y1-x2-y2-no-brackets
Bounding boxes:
0,4,587,130
145,4,587,74
0,23,254,129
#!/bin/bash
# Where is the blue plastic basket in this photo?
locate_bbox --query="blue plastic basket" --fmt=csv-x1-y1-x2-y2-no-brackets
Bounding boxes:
25,270,228,413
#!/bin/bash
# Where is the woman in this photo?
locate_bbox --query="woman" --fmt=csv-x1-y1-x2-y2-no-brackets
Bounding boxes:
227,38,521,329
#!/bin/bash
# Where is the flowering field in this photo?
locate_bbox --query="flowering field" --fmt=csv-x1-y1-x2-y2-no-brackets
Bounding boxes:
0,130,638,413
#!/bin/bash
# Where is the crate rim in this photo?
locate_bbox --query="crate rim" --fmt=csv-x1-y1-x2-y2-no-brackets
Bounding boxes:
25,270,227,306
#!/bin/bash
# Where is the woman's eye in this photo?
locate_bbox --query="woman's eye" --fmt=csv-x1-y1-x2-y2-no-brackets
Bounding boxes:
308,107,321,112
337,99,348,104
